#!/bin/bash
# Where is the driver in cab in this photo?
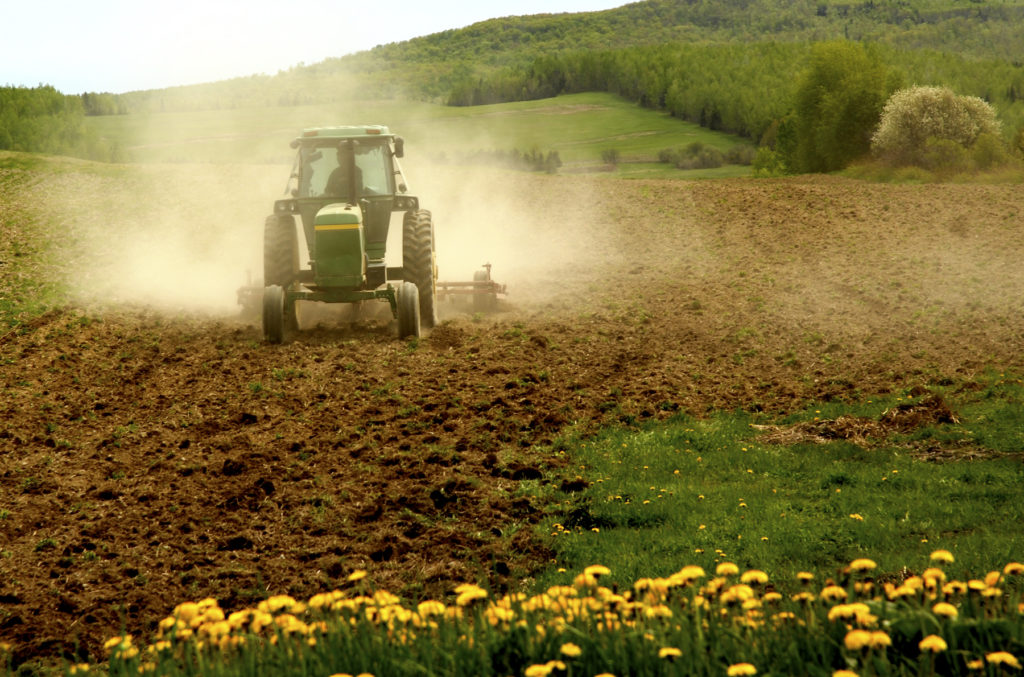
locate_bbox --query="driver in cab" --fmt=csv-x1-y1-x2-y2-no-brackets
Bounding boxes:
325,145,363,198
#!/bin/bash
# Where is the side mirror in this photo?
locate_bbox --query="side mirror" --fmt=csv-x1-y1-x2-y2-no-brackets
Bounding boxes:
394,137,405,158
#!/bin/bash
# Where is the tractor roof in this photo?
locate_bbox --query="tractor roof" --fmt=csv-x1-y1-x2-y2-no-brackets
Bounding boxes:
296,125,393,143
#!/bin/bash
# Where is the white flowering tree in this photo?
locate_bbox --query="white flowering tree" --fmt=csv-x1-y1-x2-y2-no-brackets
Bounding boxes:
871,86,1004,170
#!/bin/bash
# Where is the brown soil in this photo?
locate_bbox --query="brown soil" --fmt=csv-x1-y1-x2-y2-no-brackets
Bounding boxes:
3,168,1024,665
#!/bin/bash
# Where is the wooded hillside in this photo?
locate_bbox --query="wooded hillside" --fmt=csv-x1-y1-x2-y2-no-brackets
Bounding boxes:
5,0,1024,165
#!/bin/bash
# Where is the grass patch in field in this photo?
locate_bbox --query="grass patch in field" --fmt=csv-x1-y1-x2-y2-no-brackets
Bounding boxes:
538,382,1024,594
84,92,751,171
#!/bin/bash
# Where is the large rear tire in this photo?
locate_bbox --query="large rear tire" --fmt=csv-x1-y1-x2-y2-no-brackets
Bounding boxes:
402,209,437,329
263,284,285,344
397,281,421,339
264,214,299,288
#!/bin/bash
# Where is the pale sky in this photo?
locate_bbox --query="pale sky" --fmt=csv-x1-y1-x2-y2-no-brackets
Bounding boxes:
2,0,629,95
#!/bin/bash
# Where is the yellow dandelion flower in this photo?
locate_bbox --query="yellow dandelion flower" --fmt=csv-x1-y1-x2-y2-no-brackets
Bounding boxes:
1004,562,1024,576
985,571,1003,587
797,571,815,583
844,630,872,651
455,586,488,607
821,585,848,602
740,570,769,585
584,564,611,578
417,600,446,617
727,664,757,676
833,671,859,677
69,665,90,675
869,631,892,649
930,549,955,563
560,642,582,657
849,514,864,521
966,659,984,670
658,647,682,659
573,572,599,588
676,565,706,581
849,558,877,572
103,635,133,652
986,652,1022,669
717,562,740,576
919,635,948,653
347,570,367,582
258,595,297,613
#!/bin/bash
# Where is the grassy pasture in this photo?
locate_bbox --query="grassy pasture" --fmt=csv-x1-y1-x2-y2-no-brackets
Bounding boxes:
84,92,752,174
534,382,1024,595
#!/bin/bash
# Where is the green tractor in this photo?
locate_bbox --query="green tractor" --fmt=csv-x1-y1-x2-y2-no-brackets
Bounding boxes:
261,125,436,343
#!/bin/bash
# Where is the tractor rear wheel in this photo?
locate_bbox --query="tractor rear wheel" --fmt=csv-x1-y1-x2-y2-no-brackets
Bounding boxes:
397,281,421,339
264,214,299,288
263,284,285,344
402,209,437,329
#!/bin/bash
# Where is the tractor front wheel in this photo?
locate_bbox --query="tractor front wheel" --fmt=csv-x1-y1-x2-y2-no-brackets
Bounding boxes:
263,284,285,344
397,281,421,339
402,209,437,329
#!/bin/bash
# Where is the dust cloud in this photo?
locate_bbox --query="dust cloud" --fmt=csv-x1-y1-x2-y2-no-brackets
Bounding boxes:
32,163,277,315
34,105,618,320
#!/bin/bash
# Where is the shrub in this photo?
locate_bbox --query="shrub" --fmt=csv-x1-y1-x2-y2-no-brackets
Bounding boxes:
725,144,756,166
871,85,1003,167
601,148,620,165
656,143,726,169
752,147,787,177
787,42,899,173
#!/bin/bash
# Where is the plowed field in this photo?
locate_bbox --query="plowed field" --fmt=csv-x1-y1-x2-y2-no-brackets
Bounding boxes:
3,162,1024,664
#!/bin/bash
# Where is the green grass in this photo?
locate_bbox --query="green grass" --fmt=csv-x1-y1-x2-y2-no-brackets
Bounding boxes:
84,92,752,172
534,379,1024,594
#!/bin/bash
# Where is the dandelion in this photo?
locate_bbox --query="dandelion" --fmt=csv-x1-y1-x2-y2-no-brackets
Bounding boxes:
869,631,892,649
986,652,1022,669
740,570,769,585
932,602,958,619
676,565,706,581
833,671,859,677
658,647,682,659
849,514,864,521
347,570,367,582
560,642,582,657
797,571,815,584
849,558,877,572
717,562,740,576
455,584,488,607
727,663,757,676
584,564,611,578
1004,562,1024,576
844,630,872,651
821,585,848,602
930,549,955,563
919,635,948,653
69,665,90,675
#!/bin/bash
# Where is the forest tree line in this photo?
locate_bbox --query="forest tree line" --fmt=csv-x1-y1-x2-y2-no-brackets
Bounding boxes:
0,86,122,161
4,0,1024,168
